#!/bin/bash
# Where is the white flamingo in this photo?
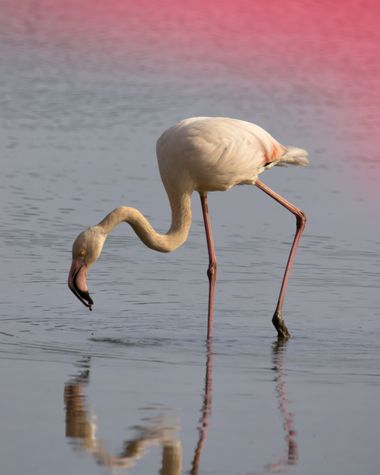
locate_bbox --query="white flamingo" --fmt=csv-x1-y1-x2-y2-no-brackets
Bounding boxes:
68,117,309,338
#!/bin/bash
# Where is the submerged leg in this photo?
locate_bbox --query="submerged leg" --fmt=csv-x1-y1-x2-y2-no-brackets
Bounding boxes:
200,193,218,339
255,179,307,339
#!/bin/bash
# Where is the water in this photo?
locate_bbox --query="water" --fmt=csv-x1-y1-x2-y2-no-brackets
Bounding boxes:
0,1,379,474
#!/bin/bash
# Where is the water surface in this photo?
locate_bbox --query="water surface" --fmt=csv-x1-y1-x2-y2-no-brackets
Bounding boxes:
0,1,379,474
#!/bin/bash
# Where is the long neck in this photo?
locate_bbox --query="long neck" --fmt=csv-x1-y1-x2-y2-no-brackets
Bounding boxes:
97,191,192,253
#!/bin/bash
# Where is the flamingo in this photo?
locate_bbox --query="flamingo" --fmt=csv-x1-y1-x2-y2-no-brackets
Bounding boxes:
68,117,308,339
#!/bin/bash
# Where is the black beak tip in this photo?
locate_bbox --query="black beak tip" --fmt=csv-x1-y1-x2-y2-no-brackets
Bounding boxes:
81,291,94,310
70,284,94,311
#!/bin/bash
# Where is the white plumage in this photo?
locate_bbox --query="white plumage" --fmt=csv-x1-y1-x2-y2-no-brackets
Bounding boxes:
157,117,308,193
69,117,309,339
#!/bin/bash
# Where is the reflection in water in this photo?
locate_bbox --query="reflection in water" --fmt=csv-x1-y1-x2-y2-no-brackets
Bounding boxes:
64,343,295,474
64,357,94,451
64,346,213,474
249,340,298,475
190,342,213,475
273,340,298,468
64,367,182,473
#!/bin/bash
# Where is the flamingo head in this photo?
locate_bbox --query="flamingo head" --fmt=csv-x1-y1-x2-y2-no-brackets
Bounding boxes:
68,226,106,310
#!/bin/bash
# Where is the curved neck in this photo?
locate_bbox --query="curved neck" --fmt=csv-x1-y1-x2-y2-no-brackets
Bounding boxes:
97,192,192,253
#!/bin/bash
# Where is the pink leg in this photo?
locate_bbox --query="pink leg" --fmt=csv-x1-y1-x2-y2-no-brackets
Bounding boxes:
200,193,217,339
255,179,307,339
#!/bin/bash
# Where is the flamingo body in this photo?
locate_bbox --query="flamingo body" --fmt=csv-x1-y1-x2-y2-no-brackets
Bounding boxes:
68,117,309,339
157,117,286,194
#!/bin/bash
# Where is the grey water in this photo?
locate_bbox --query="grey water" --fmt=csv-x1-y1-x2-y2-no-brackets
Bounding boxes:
0,1,379,474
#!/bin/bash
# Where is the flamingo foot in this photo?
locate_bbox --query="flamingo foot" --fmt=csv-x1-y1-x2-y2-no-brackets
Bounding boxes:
272,310,291,339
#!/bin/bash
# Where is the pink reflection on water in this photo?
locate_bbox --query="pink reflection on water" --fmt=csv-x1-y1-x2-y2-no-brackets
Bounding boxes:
2,0,379,189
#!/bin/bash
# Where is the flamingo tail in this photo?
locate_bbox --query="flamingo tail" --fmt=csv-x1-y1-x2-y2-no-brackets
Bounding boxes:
277,146,309,167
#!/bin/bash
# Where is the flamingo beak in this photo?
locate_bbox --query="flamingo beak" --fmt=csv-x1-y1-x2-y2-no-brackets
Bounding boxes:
68,260,94,311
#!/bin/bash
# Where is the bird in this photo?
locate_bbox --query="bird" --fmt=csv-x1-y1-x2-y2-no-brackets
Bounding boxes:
68,117,309,339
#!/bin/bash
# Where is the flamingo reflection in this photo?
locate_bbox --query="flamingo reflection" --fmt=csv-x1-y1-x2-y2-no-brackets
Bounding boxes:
64,341,295,474
190,341,213,475
64,346,213,474
273,340,298,467
248,339,298,475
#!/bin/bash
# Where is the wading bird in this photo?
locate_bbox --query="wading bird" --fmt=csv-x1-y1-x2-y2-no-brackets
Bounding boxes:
68,117,308,339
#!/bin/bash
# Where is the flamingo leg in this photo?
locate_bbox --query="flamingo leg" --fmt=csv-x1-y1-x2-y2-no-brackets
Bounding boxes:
200,193,218,339
255,179,307,339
